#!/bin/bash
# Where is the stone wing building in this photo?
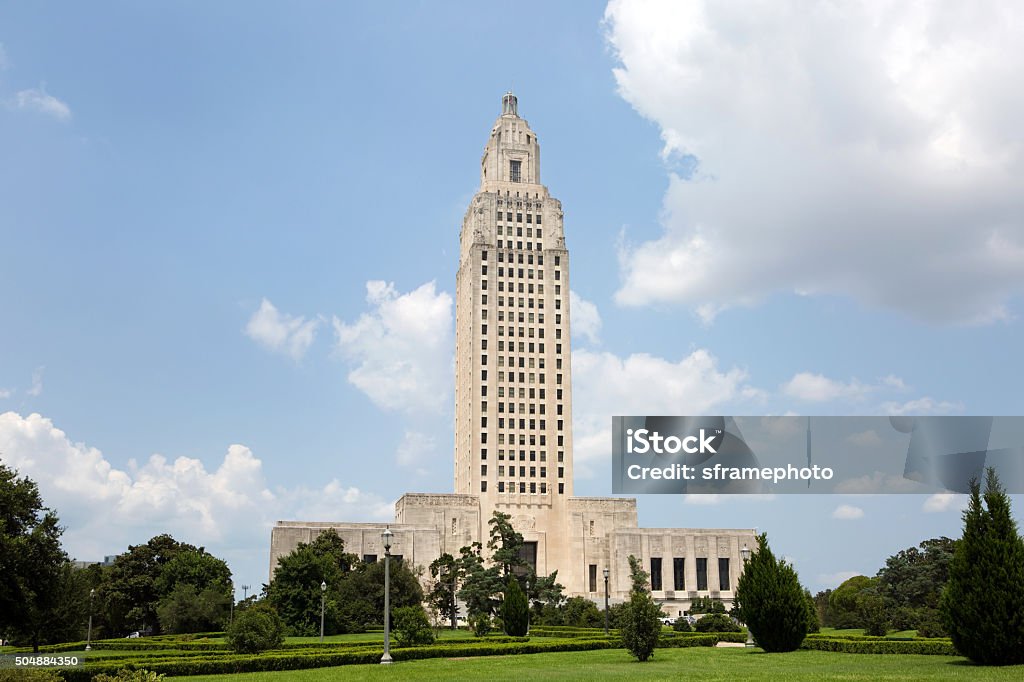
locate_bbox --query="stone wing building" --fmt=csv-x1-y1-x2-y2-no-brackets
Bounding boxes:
270,93,755,617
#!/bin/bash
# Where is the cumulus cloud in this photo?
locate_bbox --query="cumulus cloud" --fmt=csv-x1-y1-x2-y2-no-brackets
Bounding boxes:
395,430,436,477
782,373,872,402
0,411,392,570
333,281,453,415
13,85,71,121
245,298,320,361
832,504,865,520
569,291,601,345
882,397,964,416
605,0,1024,324
922,492,969,513
847,429,883,447
571,347,761,475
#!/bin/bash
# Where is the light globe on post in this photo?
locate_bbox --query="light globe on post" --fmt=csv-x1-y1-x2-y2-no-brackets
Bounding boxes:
740,543,753,647
603,567,610,635
86,588,95,651
381,526,394,665
320,580,327,644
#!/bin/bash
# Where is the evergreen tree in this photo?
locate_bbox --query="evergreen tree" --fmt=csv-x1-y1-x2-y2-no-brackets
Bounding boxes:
940,469,1024,665
619,555,662,662
502,576,529,636
734,533,809,652
803,588,820,633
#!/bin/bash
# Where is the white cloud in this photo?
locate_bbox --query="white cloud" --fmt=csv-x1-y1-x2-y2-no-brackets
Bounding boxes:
817,571,862,588
27,366,44,397
333,281,453,415
13,85,71,121
569,291,601,345
571,347,760,475
847,429,883,447
922,492,968,513
605,0,1024,324
782,373,871,402
395,430,436,476
832,504,865,520
882,397,964,416
683,494,720,505
0,411,392,572
0,388,11,399
245,298,320,361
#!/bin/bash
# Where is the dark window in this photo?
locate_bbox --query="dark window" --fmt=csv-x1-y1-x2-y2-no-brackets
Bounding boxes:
558,483,564,494
673,558,685,590
510,160,521,182
363,554,377,564
537,215,542,224
481,480,487,492
498,481,505,492
589,564,598,593
719,558,731,591
651,558,663,591
516,213,523,222
696,558,708,591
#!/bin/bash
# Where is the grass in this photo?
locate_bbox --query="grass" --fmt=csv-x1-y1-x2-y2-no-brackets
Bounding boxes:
174,647,1024,681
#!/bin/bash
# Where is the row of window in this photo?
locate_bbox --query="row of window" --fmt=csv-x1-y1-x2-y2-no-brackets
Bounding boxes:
480,252,560,268
489,481,566,494
483,417,561,430
481,368,564,383
497,226,542,238
480,294,562,309
490,465,559,478
493,281,544,294
496,211,542,224
585,558,732,593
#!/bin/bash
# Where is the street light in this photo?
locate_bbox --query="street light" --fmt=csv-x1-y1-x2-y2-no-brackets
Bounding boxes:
603,567,610,635
740,543,753,647
86,588,95,651
319,581,327,644
381,526,394,665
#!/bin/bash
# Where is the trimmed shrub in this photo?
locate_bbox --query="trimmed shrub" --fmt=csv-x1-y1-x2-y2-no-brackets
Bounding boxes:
470,612,492,638
92,671,166,682
735,533,809,652
694,613,741,633
393,605,436,647
801,636,957,656
0,671,62,682
502,578,529,637
672,618,693,633
940,469,1024,665
225,604,285,654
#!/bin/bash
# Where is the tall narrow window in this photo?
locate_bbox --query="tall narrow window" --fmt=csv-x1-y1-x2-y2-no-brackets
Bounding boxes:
696,558,708,591
510,160,522,183
719,558,731,591
673,558,685,590
589,564,598,593
650,558,663,591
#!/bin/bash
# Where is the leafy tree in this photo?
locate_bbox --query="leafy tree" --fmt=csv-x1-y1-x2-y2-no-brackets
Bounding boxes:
487,511,526,578
0,464,72,651
392,605,435,646
427,553,459,628
226,603,285,654
340,557,424,629
689,596,726,615
734,533,809,652
469,612,492,637
561,596,603,628
813,589,834,628
876,537,955,635
940,469,1024,665
803,589,820,633
694,613,741,632
502,576,530,636
619,555,662,662
527,569,565,622
457,542,502,618
265,530,358,635
672,617,693,633
156,583,231,634
828,575,878,629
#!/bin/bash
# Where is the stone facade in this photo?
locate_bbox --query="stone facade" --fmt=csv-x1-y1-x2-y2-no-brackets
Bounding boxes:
269,94,755,614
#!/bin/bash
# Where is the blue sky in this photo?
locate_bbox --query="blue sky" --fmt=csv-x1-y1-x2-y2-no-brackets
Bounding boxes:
2,1,1023,597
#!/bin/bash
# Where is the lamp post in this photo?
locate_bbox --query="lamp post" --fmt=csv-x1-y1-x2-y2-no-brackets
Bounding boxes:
381,527,394,665
741,543,753,647
86,588,95,651
603,567,610,635
319,581,326,644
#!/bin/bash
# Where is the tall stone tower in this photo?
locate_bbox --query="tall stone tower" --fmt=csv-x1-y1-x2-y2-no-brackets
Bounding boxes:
454,92,574,567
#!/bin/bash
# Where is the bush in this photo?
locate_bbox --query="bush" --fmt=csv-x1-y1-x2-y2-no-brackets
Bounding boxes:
0,671,63,682
672,618,693,633
694,613,741,633
801,636,957,656
502,578,529,637
940,469,1024,665
226,604,285,654
735,533,809,652
392,605,436,647
92,671,166,682
619,589,662,662
469,612,492,637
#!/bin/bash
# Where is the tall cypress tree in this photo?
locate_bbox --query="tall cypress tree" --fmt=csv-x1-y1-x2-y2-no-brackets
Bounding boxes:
940,469,1024,665
735,532,809,652
502,576,529,636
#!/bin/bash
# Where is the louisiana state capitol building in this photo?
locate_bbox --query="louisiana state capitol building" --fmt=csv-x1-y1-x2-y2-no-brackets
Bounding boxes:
270,94,755,617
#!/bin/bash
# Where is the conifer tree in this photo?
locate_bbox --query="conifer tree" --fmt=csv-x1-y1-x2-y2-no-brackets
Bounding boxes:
940,469,1024,665
502,576,529,636
734,533,809,652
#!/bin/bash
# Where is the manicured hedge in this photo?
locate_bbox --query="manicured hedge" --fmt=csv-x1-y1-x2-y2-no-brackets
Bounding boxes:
801,637,958,656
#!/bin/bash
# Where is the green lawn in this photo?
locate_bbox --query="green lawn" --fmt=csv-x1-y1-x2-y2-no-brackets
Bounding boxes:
176,647,1024,681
